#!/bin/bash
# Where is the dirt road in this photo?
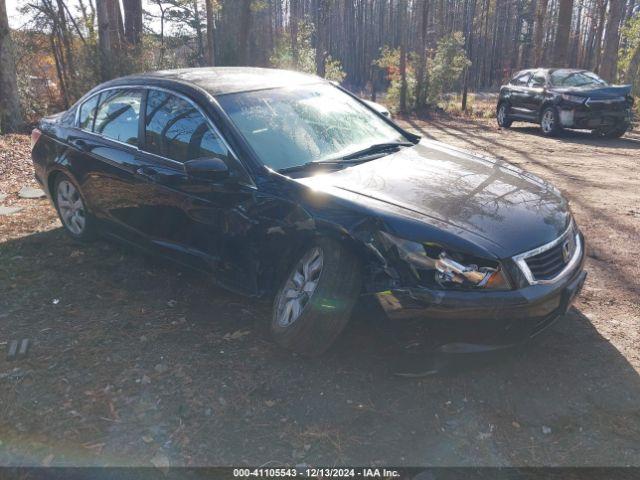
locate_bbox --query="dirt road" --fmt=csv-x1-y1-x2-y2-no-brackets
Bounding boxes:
0,117,638,467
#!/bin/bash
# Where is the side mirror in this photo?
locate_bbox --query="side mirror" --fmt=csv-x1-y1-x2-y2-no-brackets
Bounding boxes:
184,157,229,181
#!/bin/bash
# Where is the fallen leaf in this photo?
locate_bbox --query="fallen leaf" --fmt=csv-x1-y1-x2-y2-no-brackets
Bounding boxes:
42,454,55,467
223,329,251,341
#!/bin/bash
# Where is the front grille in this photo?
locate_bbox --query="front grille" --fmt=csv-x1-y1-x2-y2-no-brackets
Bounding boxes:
586,98,627,112
524,231,577,281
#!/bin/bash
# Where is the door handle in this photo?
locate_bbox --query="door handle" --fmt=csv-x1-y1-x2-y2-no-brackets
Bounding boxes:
71,139,88,151
136,166,158,176
136,166,172,184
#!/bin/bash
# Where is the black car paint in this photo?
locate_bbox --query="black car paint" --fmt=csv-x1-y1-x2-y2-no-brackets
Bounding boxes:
32,68,586,348
498,68,633,131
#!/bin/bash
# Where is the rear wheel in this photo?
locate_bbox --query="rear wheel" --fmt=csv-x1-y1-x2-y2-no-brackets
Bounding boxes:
540,106,561,137
53,174,96,241
271,237,361,356
496,102,512,128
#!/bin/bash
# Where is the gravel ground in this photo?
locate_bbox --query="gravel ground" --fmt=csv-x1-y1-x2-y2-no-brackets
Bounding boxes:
0,117,639,467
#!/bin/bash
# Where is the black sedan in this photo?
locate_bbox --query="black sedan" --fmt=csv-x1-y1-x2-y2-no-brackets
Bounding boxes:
497,68,634,138
31,67,586,355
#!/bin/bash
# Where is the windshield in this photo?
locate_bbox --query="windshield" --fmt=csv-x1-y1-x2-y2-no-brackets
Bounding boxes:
550,70,607,87
217,84,406,171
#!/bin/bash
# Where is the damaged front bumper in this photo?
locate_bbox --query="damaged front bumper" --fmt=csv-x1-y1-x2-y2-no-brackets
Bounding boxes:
558,102,632,130
372,250,587,349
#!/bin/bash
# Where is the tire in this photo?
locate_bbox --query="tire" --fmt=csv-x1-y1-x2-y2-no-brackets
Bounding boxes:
591,125,628,139
52,173,97,242
496,102,512,128
540,106,561,137
271,237,362,356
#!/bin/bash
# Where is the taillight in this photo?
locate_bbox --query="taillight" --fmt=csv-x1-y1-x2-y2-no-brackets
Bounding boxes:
31,128,42,150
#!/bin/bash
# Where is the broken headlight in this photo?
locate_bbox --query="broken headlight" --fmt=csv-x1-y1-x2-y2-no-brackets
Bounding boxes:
378,231,510,290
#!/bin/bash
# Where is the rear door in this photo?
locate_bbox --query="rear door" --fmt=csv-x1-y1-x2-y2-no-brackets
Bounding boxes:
508,71,533,115
524,70,548,116
69,88,148,242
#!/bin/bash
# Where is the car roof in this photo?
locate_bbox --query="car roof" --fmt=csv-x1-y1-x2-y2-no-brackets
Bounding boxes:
107,67,327,96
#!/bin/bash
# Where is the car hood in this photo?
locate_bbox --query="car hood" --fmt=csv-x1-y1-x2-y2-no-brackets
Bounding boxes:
297,140,571,258
551,84,631,99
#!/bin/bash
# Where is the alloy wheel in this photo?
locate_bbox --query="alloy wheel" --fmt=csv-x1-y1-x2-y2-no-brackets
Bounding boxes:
541,110,555,133
56,180,86,235
275,247,324,327
497,105,507,125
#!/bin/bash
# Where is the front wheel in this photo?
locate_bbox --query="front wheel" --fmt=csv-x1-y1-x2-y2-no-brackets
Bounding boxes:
496,102,512,128
592,125,628,139
540,106,561,137
271,237,362,356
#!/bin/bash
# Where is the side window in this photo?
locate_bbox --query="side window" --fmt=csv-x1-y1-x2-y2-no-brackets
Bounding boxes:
78,94,100,131
510,72,531,86
529,72,546,87
144,90,228,163
93,89,143,146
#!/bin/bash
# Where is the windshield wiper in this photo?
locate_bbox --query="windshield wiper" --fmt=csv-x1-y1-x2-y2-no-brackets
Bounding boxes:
278,142,415,174
341,141,414,160
278,160,346,174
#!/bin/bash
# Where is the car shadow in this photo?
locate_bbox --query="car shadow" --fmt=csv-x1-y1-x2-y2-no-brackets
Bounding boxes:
508,124,640,149
1,228,640,467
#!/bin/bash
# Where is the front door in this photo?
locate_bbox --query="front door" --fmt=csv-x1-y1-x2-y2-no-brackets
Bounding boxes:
134,89,258,292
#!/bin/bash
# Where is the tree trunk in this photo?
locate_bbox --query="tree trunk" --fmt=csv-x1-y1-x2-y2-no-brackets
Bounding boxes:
462,0,477,112
97,0,124,80
205,0,215,65
291,0,299,65
532,0,549,65
192,0,205,64
315,0,327,77
0,0,22,133
123,0,142,45
414,0,430,109
520,0,537,67
238,0,252,65
399,0,408,113
551,0,573,66
592,0,608,71
599,0,623,82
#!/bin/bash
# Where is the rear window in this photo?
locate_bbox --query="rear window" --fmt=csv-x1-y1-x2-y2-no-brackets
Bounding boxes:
510,71,532,86
78,94,100,131
530,72,546,87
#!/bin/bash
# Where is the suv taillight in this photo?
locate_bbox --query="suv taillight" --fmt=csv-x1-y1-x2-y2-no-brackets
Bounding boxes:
31,128,42,149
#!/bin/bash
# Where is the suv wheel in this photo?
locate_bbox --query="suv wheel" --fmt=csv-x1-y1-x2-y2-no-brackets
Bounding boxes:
592,125,628,139
540,106,561,137
496,102,512,128
271,237,361,356
53,174,96,241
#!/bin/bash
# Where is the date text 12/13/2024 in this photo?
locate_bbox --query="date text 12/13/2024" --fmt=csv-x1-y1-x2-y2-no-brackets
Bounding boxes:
233,468,401,478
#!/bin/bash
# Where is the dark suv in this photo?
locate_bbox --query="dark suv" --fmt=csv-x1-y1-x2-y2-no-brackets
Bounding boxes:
497,68,634,138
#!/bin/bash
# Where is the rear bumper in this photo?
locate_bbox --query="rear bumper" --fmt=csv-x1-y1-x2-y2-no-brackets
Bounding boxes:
373,253,587,348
